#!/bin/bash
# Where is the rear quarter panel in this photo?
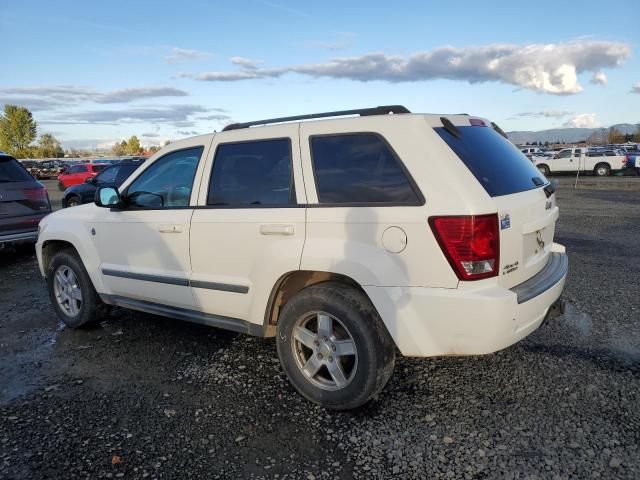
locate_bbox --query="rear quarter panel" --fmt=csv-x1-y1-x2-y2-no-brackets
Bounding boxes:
299,115,496,289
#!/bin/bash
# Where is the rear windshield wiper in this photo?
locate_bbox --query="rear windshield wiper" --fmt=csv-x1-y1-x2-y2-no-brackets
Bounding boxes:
439,117,461,139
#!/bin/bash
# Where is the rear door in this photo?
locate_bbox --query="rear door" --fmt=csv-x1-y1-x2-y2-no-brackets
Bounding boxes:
190,125,306,323
0,156,50,236
435,122,558,288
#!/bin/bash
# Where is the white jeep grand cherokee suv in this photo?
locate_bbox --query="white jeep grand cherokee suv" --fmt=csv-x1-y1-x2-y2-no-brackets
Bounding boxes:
36,106,568,409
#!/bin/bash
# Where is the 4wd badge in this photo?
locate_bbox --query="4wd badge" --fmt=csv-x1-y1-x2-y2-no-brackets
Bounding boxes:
500,213,511,230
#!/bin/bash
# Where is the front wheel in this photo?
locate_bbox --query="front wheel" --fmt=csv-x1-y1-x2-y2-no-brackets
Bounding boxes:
537,164,550,176
594,163,611,177
66,196,81,208
46,249,105,328
276,282,395,410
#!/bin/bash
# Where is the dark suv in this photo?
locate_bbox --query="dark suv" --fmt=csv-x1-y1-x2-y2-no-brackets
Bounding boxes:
0,153,51,249
62,160,145,208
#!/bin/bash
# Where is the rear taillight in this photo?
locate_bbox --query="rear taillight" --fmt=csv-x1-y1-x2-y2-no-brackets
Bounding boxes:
429,214,500,281
23,187,47,201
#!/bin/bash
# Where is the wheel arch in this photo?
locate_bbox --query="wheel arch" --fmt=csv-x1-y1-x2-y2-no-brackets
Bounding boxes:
42,239,79,272
537,163,550,173
263,270,372,328
593,161,611,175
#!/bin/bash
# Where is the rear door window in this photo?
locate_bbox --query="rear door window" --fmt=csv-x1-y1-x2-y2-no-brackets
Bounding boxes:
0,156,33,182
207,138,294,206
435,125,547,197
310,133,421,204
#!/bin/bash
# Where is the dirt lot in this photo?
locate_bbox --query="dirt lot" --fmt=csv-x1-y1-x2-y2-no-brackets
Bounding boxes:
1,185,639,479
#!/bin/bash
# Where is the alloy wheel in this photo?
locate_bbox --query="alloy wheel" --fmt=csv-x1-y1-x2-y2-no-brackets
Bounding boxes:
291,311,358,391
53,265,83,317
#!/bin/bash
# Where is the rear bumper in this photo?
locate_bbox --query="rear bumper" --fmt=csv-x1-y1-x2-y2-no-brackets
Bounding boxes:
365,243,568,357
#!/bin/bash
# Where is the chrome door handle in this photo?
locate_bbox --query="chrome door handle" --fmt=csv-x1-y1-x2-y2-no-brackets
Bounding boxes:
260,224,295,236
158,224,183,233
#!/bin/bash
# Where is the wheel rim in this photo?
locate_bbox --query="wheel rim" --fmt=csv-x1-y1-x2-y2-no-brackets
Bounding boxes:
53,265,83,317
597,167,607,175
291,311,358,391
68,199,78,207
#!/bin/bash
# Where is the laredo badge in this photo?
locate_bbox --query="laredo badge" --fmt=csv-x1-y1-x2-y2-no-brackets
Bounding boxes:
500,212,511,230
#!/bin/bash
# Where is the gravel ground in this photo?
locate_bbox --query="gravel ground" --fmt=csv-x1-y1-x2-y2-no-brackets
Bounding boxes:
1,185,639,479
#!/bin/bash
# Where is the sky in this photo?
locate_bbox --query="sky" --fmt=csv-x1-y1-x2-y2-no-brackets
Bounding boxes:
1,0,639,150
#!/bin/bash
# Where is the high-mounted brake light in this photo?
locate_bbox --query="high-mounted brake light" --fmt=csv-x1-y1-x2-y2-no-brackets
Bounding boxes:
429,214,500,281
469,118,487,127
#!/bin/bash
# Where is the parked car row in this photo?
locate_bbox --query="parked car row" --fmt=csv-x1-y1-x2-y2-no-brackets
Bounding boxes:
531,148,627,176
61,159,145,207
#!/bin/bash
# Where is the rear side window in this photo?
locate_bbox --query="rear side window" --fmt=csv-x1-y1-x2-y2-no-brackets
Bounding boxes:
435,126,547,197
69,165,87,174
0,157,33,182
310,133,420,204
207,139,294,206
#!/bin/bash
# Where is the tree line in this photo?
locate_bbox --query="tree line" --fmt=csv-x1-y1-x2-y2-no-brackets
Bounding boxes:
0,104,166,159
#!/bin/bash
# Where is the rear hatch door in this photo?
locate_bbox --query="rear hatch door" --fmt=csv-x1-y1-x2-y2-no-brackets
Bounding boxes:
434,119,557,288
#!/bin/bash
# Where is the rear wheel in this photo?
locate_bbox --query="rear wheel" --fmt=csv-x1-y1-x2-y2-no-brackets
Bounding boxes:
594,163,610,177
537,164,550,176
276,282,395,410
46,249,105,328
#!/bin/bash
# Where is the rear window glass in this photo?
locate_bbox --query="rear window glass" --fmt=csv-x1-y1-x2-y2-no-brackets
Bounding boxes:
310,133,420,204
0,157,33,182
435,126,547,197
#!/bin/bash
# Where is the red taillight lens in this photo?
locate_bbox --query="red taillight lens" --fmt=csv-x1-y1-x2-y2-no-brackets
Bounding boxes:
429,214,500,281
23,187,47,201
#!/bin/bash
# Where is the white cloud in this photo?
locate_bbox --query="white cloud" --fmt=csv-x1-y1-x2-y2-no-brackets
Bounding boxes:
186,39,630,95
165,47,213,63
590,71,607,85
230,57,264,70
563,113,599,128
515,110,573,119
0,85,189,107
631,82,640,94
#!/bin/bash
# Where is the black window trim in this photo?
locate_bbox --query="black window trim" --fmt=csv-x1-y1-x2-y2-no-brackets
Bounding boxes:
308,131,425,207
119,145,205,211
205,136,298,209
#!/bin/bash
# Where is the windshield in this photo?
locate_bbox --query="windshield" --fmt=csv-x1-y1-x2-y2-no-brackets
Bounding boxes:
435,125,547,197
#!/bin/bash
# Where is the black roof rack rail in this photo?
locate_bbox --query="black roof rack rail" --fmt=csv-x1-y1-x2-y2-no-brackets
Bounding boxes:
222,105,410,131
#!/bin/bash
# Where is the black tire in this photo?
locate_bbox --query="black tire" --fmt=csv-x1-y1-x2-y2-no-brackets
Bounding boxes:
594,163,610,177
46,248,105,328
276,282,395,410
66,195,81,208
537,164,550,176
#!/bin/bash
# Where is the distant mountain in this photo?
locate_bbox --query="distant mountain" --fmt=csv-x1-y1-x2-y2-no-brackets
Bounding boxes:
507,123,639,144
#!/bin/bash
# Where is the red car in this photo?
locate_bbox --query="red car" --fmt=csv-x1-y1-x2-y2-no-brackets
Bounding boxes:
58,163,109,190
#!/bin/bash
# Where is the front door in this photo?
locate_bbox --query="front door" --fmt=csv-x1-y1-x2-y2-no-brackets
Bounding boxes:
94,141,210,309
189,125,306,324
551,149,575,172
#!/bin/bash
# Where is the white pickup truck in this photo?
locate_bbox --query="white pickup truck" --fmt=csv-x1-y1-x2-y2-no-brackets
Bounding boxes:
533,148,626,176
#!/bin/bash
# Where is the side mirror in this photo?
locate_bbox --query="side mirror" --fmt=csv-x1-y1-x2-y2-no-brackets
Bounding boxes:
85,176,97,184
95,186,122,208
